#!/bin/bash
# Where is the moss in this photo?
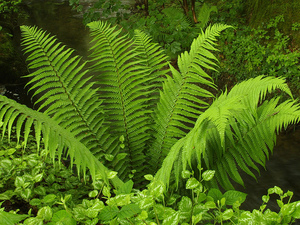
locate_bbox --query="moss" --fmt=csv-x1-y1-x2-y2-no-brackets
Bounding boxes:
245,0,300,48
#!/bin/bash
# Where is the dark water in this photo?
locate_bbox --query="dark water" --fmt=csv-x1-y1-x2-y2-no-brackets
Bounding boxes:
239,128,300,212
3,0,300,218
23,0,90,58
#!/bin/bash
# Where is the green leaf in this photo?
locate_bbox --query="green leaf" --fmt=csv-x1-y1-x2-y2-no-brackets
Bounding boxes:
89,190,98,198
118,204,141,219
30,198,42,206
107,171,118,179
205,201,217,209
202,170,215,181
0,211,28,225
178,196,192,222
181,170,192,179
34,173,43,182
0,190,15,200
223,190,247,205
222,209,233,220
144,174,153,181
14,176,24,188
208,188,223,202
99,206,119,221
162,211,180,225
116,180,134,195
105,154,114,161
280,203,296,216
42,194,56,203
149,180,165,198
51,210,76,225
262,195,269,203
138,210,148,220
37,206,53,221
186,178,200,189
139,197,155,210
119,135,125,142
292,202,300,219
23,217,44,225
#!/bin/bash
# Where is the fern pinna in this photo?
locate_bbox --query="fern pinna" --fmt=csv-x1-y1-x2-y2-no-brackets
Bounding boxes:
1,21,300,192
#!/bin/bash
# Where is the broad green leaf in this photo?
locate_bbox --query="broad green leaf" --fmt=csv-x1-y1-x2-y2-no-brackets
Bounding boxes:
139,197,155,210
178,196,192,222
118,204,141,219
51,210,76,225
37,206,52,221
23,217,43,225
149,180,165,198
138,210,148,220
0,211,28,225
222,209,233,220
186,178,200,189
162,211,180,225
181,170,192,179
280,203,296,216
223,190,247,205
116,180,134,195
30,198,42,206
202,170,215,181
292,201,300,219
208,188,223,202
42,194,56,203
99,206,119,221
89,190,98,198
107,171,118,179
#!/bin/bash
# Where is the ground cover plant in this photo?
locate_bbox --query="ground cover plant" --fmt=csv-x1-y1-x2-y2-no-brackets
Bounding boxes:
1,20,300,223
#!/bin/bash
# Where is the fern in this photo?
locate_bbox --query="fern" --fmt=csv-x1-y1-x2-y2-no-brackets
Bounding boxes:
21,25,109,160
155,76,300,190
0,95,123,188
148,24,231,173
88,21,160,182
1,21,299,193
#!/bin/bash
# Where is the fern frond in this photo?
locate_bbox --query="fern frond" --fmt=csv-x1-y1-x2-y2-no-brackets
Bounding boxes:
133,29,169,103
155,76,300,190
148,24,231,173
0,95,123,188
88,21,159,181
20,25,111,159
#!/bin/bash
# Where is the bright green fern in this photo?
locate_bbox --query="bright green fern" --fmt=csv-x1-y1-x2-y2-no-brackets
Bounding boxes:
1,21,299,193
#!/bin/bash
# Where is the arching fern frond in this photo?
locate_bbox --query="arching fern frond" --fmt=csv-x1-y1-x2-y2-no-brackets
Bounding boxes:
88,21,159,182
148,24,231,173
155,76,300,190
0,95,123,188
133,29,169,105
20,25,109,159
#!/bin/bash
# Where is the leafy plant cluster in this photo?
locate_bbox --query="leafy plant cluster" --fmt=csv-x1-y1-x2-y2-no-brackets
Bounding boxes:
212,15,300,91
0,0,22,17
1,136,300,224
1,12,300,224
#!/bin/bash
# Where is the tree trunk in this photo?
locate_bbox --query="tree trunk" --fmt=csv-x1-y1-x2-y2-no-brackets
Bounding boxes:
191,0,197,23
144,0,148,16
182,0,189,15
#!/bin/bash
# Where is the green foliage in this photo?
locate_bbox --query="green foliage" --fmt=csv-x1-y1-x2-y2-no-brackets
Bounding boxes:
1,144,300,224
213,15,300,92
1,17,300,224
2,19,300,193
0,0,22,16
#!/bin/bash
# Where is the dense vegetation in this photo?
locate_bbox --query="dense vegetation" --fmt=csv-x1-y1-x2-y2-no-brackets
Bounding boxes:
1,0,300,224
